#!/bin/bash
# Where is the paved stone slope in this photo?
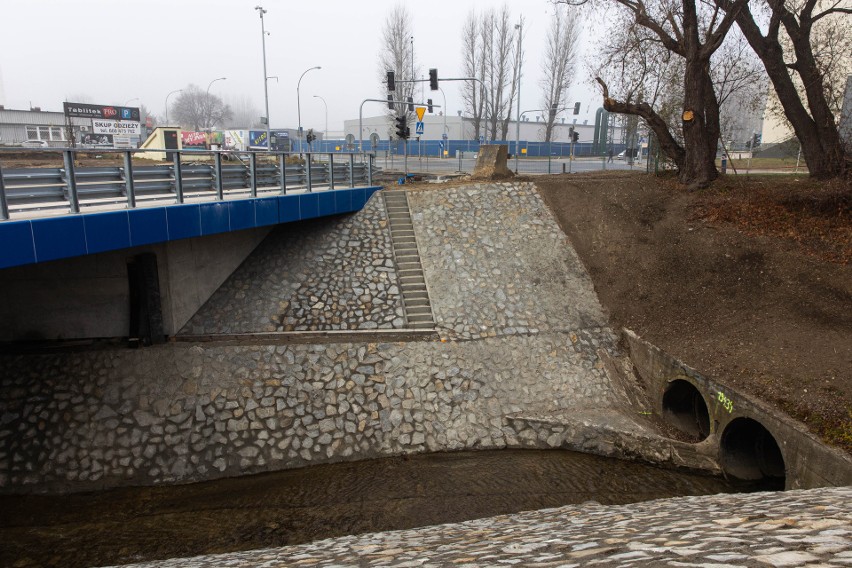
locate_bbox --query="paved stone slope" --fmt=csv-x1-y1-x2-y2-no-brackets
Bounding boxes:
180,194,404,334
112,486,852,567
409,182,608,339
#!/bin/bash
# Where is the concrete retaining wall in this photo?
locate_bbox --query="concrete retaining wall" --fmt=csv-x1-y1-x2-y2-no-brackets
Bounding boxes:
624,330,852,489
0,227,270,341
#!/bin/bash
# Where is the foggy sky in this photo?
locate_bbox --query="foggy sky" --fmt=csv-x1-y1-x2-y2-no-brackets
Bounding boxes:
0,0,602,131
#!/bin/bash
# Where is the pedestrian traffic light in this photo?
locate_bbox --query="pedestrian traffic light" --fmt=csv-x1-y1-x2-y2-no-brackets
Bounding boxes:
407,97,414,112
387,94,394,109
427,98,433,113
395,115,409,140
387,71,395,92
573,102,581,115
429,68,439,91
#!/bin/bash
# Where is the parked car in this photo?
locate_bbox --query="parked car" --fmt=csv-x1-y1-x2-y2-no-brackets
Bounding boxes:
20,140,49,148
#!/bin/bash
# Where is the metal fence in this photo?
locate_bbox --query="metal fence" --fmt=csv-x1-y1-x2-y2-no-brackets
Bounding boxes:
0,148,375,221
379,151,647,176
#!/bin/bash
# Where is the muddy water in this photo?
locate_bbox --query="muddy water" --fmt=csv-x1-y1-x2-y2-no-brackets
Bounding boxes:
1,449,759,568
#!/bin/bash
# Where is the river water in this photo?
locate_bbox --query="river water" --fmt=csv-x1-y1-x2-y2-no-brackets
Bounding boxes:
1,449,764,567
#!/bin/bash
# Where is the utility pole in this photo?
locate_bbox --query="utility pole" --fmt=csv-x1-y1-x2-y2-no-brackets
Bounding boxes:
255,6,271,150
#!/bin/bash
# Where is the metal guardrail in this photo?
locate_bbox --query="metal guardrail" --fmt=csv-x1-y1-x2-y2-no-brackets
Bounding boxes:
0,148,377,221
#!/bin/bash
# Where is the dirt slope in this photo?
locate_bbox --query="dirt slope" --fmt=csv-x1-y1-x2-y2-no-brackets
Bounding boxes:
536,172,851,452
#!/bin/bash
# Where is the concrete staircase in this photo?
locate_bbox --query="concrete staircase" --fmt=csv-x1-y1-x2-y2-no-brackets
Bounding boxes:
383,190,436,330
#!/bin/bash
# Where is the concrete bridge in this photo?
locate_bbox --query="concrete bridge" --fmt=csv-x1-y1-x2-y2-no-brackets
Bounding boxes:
0,148,380,341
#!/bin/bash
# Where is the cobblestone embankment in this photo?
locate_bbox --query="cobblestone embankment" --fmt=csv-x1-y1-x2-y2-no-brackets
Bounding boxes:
180,194,404,334
410,182,609,339
111,486,852,567
0,183,622,492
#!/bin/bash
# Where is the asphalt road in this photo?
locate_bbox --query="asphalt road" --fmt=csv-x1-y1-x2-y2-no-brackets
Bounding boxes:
379,156,644,175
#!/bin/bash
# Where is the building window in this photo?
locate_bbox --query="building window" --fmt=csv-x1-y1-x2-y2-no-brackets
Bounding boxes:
38,126,51,140
26,126,38,140
51,127,64,140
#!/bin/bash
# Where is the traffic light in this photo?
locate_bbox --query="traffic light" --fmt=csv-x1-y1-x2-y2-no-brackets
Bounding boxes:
573,102,581,115
387,71,395,92
427,99,433,113
395,115,409,140
306,129,315,145
387,94,394,109
573,130,579,143
407,97,414,111
429,68,438,91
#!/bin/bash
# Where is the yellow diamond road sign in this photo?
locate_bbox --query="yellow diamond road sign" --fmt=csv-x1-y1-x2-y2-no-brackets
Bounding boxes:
415,106,426,121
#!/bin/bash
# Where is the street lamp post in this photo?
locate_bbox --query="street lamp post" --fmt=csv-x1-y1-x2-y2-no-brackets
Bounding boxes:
514,19,523,173
297,66,321,152
255,6,271,150
206,77,227,131
313,95,328,144
123,97,139,107
164,89,182,126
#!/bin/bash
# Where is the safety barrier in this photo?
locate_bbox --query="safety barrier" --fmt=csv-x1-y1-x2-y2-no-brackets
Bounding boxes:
0,148,376,220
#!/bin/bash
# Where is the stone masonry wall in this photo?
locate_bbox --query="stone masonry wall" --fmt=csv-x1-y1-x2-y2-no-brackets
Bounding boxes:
181,193,404,334
0,182,623,492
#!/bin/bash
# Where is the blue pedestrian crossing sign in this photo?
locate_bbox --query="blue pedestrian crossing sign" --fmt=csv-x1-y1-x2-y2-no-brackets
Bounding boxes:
415,121,425,135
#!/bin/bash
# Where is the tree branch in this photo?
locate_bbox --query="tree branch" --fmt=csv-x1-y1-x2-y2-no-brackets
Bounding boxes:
595,77,686,167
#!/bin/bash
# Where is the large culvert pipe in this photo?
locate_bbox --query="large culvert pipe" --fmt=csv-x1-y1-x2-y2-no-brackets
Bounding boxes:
661,379,710,442
721,418,786,487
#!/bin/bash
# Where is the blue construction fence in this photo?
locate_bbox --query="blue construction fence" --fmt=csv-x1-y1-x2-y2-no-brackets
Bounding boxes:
308,139,627,158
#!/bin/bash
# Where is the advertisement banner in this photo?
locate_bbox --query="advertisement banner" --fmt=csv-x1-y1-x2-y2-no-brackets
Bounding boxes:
63,102,140,121
249,130,268,149
80,132,114,146
181,131,207,149
224,130,247,151
209,132,224,146
93,120,141,136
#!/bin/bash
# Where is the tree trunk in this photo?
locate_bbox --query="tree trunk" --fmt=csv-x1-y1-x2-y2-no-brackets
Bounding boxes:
680,62,720,187
733,5,846,179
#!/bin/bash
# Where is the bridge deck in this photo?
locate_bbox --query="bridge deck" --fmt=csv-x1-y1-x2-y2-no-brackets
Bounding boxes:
0,185,381,269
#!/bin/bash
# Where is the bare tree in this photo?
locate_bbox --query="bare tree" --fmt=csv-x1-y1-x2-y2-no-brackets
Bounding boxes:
171,84,232,131
460,6,521,141
378,3,418,140
225,95,263,128
562,0,750,187
724,0,851,178
540,9,581,142
712,29,767,148
461,10,487,139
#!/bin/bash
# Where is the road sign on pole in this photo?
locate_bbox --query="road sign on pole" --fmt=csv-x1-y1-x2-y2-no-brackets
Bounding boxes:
415,121,425,135
415,107,426,121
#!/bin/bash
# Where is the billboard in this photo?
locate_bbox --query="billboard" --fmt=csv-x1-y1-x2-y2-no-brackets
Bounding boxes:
63,102,140,121
181,131,207,149
249,130,268,149
270,130,291,151
93,119,141,136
